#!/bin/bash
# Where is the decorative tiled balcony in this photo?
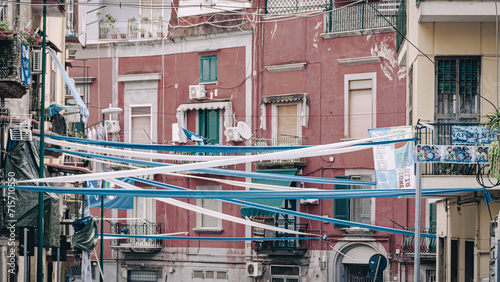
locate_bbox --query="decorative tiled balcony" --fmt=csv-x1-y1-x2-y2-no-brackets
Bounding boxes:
0,34,29,98
401,228,436,258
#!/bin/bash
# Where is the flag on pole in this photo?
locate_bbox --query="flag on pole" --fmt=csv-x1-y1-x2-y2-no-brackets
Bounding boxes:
182,128,207,144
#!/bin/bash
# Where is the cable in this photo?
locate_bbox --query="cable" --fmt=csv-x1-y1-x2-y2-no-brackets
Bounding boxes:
476,163,500,188
365,2,499,113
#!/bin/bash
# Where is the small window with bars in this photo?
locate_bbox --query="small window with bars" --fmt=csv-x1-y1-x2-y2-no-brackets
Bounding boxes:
270,265,300,282
127,270,158,282
435,56,480,122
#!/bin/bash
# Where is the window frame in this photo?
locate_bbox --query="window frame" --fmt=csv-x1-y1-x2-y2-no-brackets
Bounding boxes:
194,185,223,233
128,104,153,144
200,55,218,83
344,72,377,139
334,175,373,228
271,102,302,145
197,108,221,144
435,56,481,122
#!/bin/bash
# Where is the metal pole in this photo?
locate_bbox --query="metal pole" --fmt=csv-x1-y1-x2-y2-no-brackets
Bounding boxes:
100,113,105,282
414,161,422,282
56,247,60,282
23,227,28,282
37,1,47,281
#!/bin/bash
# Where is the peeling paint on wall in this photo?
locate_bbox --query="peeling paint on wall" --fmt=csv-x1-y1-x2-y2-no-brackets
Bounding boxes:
312,21,322,50
271,22,278,40
370,36,404,81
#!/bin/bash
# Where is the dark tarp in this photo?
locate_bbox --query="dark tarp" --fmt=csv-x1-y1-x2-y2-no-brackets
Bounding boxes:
72,216,98,252
240,168,297,218
4,141,60,247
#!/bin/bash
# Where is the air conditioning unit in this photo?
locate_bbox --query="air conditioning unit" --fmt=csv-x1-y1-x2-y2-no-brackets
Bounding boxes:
105,120,120,133
32,49,42,73
225,127,241,142
300,199,319,205
246,262,262,277
189,84,206,100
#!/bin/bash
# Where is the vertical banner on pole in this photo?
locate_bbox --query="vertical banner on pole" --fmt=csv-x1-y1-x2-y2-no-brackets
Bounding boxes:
368,126,415,189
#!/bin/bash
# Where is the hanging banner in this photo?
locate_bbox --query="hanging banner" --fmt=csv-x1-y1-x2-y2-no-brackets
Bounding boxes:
368,126,415,189
416,144,488,164
452,126,496,145
20,43,30,86
88,179,134,209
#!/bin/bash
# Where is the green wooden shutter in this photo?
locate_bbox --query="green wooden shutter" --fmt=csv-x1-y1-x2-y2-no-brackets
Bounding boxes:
199,109,207,138
206,109,219,144
200,55,217,83
334,176,350,229
429,203,437,232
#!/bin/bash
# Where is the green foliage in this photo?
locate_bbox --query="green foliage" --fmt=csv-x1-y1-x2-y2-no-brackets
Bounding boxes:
484,111,500,135
0,20,12,31
489,141,500,179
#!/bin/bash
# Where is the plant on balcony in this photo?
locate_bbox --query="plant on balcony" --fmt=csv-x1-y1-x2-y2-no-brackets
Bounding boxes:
129,17,139,38
19,28,41,46
0,20,12,32
484,110,500,178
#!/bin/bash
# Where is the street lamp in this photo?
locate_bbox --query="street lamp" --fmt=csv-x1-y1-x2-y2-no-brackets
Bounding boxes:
99,106,122,282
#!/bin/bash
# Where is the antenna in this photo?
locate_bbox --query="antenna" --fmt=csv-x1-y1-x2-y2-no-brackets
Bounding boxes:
237,121,252,139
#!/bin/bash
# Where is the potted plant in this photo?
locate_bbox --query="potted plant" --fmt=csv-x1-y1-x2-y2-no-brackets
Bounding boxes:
484,111,500,178
128,17,138,38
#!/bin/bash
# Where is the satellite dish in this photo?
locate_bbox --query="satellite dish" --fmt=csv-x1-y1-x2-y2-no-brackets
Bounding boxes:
237,121,252,139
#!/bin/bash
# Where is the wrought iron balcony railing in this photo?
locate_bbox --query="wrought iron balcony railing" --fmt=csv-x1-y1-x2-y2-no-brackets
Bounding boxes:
416,122,488,176
110,221,162,252
401,228,436,255
253,218,309,254
328,2,397,34
99,20,167,41
251,137,306,168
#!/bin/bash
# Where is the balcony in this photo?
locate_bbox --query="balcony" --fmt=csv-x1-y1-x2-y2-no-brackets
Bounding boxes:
401,228,436,259
265,0,327,15
252,137,307,169
417,0,500,22
416,122,489,176
253,218,309,255
324,2,397,38
99,20,167,41
110,221,162,253
0,34,29,98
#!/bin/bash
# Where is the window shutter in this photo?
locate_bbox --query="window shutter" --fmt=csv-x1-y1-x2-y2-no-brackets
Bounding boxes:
210,56,217,82
206,109,219,144
359,175,372,224
334,176,350,228
199,109,207,138
429,203,437,232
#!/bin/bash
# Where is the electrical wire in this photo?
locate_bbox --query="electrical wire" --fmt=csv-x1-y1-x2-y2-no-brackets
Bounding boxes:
476,163,500,188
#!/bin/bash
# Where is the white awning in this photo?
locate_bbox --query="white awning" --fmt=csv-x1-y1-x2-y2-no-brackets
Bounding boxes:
260,93,309,130
176,100,233,143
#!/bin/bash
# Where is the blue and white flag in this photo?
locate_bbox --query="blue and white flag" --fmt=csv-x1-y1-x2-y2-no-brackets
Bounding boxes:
88,179,134,209
182,128,207,144
368,126,415,189
20,43,30,85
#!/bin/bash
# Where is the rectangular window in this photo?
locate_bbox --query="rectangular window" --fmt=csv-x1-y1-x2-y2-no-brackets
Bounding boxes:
348,79,372,139
196,185,222,231
334,175,372,228
270,265,300,282
130,105,152,143
429,203,436,232
200,55,217,83
451,239,458,282
464,241,474,282
127,270,158,282
199,109,220,144
436,56,480,122
271,103,302,146
408,66,413,126
344,74,376,140
140,0,163,20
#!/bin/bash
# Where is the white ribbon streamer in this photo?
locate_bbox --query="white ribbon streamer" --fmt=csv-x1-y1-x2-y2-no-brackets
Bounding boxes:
106,178,317,236
25,133,404,184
